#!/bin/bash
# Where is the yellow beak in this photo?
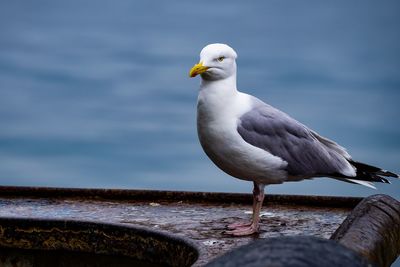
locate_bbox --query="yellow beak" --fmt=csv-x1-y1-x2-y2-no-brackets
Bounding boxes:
189,62,209,77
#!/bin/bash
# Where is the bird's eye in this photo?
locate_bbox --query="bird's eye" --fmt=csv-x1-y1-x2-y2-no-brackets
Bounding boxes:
217,56,225,62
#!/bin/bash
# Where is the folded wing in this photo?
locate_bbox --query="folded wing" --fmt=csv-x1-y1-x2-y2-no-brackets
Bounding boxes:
237,102,354,178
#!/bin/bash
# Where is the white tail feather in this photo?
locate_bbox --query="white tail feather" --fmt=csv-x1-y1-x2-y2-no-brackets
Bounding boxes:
346,179,377,189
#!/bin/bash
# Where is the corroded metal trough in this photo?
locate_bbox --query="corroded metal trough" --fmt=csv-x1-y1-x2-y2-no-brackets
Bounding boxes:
0,186,398,266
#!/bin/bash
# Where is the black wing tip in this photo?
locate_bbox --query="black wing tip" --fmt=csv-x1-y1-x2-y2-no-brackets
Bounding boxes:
379,176,391,184
369,174,391,184
378,170,400,178
349,160,399,180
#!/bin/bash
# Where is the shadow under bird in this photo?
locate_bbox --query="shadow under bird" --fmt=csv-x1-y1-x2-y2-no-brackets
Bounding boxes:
189,43,399,236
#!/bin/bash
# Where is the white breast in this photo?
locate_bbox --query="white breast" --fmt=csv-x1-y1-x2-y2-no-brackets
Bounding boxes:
197,89,288,184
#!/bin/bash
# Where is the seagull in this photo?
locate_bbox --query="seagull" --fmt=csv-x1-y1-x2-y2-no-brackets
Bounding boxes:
189,43,399,236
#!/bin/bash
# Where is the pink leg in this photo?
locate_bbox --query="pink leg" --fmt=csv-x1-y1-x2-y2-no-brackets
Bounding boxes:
227,192,256,230
226,182,265,236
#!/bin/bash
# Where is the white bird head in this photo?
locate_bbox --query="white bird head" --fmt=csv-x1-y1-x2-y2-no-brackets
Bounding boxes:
189,43,237,81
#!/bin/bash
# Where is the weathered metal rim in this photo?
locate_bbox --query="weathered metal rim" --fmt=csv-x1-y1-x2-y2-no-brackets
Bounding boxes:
0,186,362,208
0,216,199,267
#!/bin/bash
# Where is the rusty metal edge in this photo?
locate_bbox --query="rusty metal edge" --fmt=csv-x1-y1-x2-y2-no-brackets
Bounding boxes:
0,216,199,267
0,186,362,208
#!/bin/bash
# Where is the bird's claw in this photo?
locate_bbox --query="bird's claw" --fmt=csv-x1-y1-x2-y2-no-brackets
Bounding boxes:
224,224,259,236
226,221,252,230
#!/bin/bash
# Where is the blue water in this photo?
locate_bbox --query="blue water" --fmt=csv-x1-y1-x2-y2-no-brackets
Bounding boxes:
0,1,399,198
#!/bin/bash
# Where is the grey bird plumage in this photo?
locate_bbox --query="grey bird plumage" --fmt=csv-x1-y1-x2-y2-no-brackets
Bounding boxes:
238,96,397,185
237,97,352,179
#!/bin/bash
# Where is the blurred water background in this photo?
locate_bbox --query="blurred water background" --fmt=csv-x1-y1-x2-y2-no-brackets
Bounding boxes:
0,0,399,200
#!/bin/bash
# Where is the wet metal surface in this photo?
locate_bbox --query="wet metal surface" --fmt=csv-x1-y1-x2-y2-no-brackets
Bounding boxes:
0,190,352,266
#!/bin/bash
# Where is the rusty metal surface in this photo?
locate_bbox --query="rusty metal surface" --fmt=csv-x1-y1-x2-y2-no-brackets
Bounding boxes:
0,186,362,208
0,186,355,266
0,217,198,267
332,194,400,267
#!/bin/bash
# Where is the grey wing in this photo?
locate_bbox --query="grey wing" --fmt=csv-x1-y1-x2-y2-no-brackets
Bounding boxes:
237,103,353,178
